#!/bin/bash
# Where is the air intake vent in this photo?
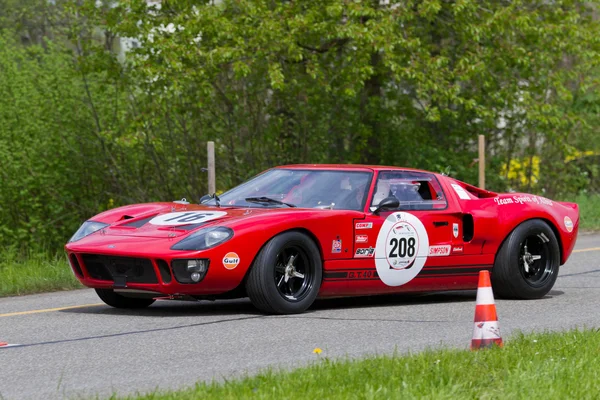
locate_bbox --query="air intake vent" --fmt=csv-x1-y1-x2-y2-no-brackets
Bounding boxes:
69,254,83,278
156,259,172,283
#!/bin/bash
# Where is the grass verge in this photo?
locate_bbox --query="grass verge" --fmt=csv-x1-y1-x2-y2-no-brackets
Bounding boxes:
569,193,600,232
0,249,81,297
117,329,600,400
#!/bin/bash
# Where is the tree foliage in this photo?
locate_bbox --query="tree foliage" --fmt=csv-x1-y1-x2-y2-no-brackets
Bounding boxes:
0,0,599,251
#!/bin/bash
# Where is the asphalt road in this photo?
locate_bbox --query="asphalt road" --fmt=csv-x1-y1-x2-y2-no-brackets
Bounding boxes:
1,234,599,400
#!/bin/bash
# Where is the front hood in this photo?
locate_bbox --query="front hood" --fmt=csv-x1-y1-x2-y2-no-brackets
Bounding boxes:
91,202,289,238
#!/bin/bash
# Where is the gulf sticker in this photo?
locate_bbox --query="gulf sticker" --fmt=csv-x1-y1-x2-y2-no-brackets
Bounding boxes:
564,216,574,232
222,252,240,270
375,212,429,286
150,211,227,226
356,222,373,230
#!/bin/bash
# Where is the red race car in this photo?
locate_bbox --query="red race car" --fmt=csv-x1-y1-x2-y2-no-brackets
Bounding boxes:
65,165,579,314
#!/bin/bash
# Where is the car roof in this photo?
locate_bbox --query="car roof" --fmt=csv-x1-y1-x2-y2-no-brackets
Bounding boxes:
277,164,437,174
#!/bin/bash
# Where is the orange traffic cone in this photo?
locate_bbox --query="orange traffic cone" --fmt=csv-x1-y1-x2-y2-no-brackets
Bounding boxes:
471,270,503,350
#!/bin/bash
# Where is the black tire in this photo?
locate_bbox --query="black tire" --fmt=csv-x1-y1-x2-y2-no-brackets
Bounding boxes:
95,288,156,309
246,231,322,314
492,219,560,299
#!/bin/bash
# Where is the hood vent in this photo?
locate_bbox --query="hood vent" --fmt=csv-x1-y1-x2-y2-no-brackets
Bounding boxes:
121,215,157,228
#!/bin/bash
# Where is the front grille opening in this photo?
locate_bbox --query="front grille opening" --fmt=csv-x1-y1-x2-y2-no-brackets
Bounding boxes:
81,254,158,283
156,259,172,284
69,254,83,278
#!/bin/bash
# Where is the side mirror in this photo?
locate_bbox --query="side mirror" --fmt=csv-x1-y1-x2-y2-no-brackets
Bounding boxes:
199,194,213,204
373,196,400,215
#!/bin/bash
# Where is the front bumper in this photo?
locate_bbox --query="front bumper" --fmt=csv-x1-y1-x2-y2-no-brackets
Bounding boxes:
65,236,248,296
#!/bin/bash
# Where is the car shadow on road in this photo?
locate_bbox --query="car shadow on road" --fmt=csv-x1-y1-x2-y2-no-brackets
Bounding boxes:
59,297,262,317
59,289,564,318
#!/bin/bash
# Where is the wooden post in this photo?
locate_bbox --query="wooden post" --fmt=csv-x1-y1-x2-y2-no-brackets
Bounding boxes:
478,134,485,190
207,141,216,194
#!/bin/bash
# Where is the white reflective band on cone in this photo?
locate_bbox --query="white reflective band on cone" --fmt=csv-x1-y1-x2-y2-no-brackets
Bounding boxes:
472,321,501,340
475,286,495,305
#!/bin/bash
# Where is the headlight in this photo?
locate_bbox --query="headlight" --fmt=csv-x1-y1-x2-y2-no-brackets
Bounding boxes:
69,221,108,242
170,227,234,251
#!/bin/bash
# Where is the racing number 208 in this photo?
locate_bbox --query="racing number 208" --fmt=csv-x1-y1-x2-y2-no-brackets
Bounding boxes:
388,237,416,258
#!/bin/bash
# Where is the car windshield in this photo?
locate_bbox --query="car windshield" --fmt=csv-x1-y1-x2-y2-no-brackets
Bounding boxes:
204,169,372,211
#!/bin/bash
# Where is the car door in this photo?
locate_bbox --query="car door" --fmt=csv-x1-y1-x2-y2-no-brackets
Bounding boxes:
352,170,465,288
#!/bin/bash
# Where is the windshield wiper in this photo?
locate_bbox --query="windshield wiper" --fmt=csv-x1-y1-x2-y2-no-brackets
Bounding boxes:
245,197,296,208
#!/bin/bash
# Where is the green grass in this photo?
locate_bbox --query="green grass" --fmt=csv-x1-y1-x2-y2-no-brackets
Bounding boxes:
0,249,81,297
568,193,600,231
114,329,600,400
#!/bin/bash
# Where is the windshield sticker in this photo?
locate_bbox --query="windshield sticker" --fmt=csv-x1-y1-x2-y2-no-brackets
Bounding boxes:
223,252,240,270
355,247,375,258
355,235,368,243
150,211,227,226
428,245,451,257
451,184,471,200
494,195,553,207
564,216,574,232
356,222,373,230
375,212,429,286
332,239,342,253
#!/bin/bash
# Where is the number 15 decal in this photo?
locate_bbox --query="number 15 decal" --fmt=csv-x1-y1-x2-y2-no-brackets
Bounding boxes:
150,211,227,226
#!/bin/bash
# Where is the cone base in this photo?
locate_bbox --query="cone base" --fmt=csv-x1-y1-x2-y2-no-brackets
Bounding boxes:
471,338,503,350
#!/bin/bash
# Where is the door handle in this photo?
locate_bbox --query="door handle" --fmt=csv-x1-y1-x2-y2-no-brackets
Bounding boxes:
433,221,448,227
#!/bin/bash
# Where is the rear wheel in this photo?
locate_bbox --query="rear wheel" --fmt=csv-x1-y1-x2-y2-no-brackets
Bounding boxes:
95,288,156,309
492,219,560,299
246,231,322,314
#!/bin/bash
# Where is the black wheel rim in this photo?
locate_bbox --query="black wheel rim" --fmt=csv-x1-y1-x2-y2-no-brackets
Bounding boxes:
273,245,313,302
518,233,555,288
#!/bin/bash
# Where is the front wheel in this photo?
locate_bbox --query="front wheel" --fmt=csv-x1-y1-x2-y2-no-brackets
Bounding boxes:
246,231,322,314
492,219,560,299
95,288,156,309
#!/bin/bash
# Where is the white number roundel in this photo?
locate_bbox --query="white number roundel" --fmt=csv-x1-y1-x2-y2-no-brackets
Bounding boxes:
375,212,429,286
149,211,227,226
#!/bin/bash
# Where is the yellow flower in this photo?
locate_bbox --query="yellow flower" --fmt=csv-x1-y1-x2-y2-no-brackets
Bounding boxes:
312,347,322,354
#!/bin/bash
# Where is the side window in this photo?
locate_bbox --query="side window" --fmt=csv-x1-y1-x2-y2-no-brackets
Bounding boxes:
370,171,447,211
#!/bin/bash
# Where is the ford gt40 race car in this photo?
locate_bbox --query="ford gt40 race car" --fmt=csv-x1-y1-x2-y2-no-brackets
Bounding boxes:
65,165,579,314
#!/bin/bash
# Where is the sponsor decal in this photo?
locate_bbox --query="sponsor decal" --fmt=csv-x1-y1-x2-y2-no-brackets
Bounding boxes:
453,223,459,239
564,216,574,232
451,184,471,200
355,235,368,243
494,195,553,207
428,245,451,257
356,222,373,230
452,246,464,254
347,270,378,279
355,247,375,258
150,211,227,226
323,269,379,280
375,212,429,286
222,252,240,270
332,239,342,253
